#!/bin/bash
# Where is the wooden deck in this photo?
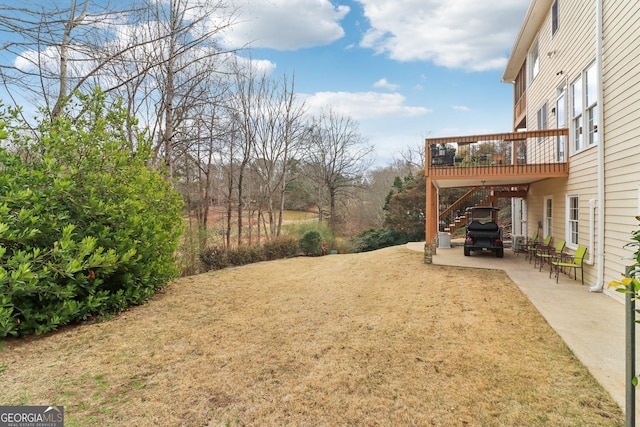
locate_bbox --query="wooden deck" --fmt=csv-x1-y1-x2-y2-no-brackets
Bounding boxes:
429,162,568,180
425,128,570,242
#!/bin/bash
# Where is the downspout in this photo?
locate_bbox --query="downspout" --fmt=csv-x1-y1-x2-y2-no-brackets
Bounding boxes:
586,198,596,266
590,0,606,292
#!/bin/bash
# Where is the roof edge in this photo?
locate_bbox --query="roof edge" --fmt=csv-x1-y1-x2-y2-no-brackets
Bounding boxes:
502,0,554,83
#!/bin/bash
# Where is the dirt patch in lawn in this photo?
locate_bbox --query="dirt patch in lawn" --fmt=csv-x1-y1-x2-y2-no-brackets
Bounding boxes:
0,246,623,426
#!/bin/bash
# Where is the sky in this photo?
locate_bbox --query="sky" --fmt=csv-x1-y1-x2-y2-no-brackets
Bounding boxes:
0,0,531,168
218,0,531,166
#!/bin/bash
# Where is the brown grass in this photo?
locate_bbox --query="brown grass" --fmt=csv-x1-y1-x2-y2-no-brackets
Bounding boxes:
0,246,623,426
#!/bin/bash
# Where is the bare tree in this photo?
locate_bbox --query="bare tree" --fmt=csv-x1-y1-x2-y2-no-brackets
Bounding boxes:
0,1,120,120
305,108,374,230
0,0,236,159
229,74,253,245
220,124,238,248
250,73,307,239
176,89,230,246
123,0,235,176
398,139,426,173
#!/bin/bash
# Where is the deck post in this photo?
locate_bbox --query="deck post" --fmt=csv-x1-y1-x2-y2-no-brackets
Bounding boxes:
424,174,439,265
425,175,438,245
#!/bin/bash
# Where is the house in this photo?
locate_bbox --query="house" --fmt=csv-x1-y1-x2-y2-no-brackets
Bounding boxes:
424,0,640,300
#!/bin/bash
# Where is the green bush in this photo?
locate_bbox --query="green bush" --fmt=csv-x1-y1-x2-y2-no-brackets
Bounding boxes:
0,91,183,337
354,229,384,252
299,230,323,256
283,221,335,249
378,229,410,247
353,228,409,252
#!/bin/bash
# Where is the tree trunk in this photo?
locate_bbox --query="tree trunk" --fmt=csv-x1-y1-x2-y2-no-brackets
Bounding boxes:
51,1,89,120
225,161,233,249
236,159,248,247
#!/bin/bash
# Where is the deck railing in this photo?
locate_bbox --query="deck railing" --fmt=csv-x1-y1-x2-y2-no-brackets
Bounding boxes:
427,128,569,179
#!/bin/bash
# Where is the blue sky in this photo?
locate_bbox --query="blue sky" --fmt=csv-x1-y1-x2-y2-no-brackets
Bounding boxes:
218,0,531,166
0,0,531,167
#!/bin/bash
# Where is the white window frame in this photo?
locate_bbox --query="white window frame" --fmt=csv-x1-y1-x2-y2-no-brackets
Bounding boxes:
537,102,548,131
544,196,553,238
528,38,540,85
566,194,579,248
585,63,598,146
571,76,583,152
570,61,598,153
537,102,548,144
556,85,567,161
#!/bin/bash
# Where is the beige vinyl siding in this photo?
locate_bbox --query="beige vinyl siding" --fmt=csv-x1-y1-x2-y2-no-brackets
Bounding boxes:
505,0,640,295
528,175,598,286
564,148,598,252
528,177,566,237
520,0,603,287
605,113,639,140
525,0,596,157
601,0,640,298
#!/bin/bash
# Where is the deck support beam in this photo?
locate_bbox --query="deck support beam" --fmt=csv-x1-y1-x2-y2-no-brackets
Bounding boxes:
425,175,438,248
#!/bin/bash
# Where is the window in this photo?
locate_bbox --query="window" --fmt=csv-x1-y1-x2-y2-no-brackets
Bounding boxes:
544,197,553,238
552,1,559,35
537,103,548,131
529,39,540,84
571,76,583,151
567,195,579,246
585,63,598,145
571,62,599,152
537,102,548,143
556,86,566,161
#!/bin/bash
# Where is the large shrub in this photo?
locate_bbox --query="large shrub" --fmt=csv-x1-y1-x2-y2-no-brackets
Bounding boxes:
282,221,335,250
299,230,323,256
0,92,183,337
353,228,410,252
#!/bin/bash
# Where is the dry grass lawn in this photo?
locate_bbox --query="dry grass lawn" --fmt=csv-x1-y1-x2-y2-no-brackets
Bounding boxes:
0,246,624,426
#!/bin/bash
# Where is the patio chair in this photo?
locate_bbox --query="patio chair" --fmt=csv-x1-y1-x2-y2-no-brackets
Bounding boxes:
518,231,538,258
533,236,556,269
550,245,587,284
535,239,565,272
528,235,551,263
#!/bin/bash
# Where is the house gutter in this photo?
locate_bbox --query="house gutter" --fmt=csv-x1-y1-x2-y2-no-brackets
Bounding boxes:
589,0,606,292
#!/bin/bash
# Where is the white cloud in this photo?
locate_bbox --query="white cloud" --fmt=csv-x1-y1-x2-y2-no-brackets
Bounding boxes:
451,105,470,111
219,0,350,50
357,0,528,71
220,52,277,76
373,78,399,91
15,45,96,77
303,91,431,120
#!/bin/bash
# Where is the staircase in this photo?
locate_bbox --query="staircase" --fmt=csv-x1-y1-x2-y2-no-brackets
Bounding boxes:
439,185,529,235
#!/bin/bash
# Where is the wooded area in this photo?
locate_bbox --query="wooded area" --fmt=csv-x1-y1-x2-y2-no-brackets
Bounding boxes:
0,1,429,276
